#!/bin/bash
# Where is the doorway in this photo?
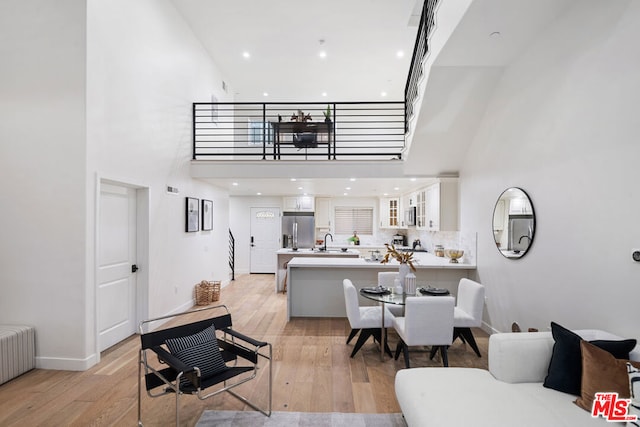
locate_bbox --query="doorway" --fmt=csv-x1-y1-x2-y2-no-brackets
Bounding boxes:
249,207,280,273
96,180,149,353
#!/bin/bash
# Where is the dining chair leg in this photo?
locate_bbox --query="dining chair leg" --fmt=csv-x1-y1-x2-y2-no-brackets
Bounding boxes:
372,328,393,357
439,346,449,367
428,346,438,360
393,339,411,368
351,329,374,358
402,343,411,368
453,328,467,344
347,329,359,344
455,327,481,357
394,339,403,361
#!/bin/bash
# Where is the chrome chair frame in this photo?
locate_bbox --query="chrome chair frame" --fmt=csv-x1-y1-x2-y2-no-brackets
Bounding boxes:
137,305,272,426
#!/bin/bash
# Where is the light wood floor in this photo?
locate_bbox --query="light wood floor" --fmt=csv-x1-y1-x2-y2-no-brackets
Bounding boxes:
0,274,488,426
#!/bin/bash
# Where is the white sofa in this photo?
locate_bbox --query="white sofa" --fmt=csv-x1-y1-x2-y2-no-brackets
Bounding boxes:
395,330,640,426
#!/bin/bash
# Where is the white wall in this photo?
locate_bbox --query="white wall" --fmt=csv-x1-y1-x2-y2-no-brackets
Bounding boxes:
86,0,233,351
459,0,640,338
0,0,89,369
0,0,233,370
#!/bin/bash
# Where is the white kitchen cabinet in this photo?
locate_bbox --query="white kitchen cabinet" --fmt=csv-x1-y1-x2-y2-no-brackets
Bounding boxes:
508,197,533,215
315,198,331,228
379,197,403,228
416,180,458,231
415,189,426,229
283,196,315,212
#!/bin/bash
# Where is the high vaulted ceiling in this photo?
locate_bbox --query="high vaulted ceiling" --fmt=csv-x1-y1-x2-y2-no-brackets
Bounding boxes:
175,0,580,197
171,0,422,102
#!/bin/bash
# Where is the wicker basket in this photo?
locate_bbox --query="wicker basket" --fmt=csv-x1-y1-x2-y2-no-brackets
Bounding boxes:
195,281,213,306
211,281,221,302
195,280,221,305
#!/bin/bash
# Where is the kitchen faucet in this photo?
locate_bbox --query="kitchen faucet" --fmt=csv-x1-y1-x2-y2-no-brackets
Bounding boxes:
518,235,531,245
323,233,333,251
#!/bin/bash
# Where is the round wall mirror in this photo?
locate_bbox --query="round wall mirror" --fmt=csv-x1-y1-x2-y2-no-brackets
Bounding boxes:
492,187,535,259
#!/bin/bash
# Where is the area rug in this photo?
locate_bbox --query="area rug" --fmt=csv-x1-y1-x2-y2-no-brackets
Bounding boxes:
196,410,405,426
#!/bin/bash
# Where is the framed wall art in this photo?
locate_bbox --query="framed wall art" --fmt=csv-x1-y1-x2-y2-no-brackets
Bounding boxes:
201,199,213,231
185,197,199,232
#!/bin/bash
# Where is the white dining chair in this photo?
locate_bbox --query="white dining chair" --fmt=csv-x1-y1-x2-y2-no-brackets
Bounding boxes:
393,296,454,368
343,279,394,358
377,272,403,316
452,278,485,357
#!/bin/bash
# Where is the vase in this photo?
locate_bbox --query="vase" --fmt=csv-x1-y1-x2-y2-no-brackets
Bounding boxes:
404,272,417,295
398,263,410,291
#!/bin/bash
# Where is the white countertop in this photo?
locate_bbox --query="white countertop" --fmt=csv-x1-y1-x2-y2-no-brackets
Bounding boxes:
287,252,475,269
276,248,359,255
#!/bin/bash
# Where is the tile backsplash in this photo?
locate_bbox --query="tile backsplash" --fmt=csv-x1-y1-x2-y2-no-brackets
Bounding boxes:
395,229,477,265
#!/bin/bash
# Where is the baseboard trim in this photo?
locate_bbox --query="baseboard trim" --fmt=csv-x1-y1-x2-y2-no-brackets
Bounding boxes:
36,353,98,371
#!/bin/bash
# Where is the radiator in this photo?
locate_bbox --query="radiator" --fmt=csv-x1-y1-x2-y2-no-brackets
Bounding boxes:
0,325,35,385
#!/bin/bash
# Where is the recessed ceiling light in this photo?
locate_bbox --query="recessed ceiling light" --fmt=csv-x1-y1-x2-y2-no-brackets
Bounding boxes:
410,178,417,181
263,92,269,97
290,178,297,181
350,178,356,182
242,51,250,59
383,193,389,196
322,92,327,97
343,192,348,196
232,182,238,186
256,192,262,195
381,91,387,97
396,50,405,58
319,51,327,59
303,193,308,196
394,187,400,191
298,186,303,190
345,187,351,190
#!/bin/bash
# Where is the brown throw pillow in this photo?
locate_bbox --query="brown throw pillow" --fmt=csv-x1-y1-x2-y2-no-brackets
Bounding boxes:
575,341,640,412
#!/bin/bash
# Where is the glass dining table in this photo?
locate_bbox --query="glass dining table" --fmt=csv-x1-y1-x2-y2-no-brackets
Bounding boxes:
359,286,451,361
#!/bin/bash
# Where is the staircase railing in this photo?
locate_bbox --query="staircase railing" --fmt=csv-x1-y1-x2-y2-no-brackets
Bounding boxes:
228,229,235,281
404,0,439,132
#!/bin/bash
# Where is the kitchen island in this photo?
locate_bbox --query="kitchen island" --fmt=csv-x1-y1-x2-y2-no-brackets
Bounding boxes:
275,248,359,292
286,253,476,320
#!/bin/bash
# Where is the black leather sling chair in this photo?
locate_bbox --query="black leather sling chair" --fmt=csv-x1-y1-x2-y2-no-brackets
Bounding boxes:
137,305,272,426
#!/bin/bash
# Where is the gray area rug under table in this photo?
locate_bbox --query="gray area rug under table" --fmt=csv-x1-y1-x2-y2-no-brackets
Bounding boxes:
196,410,406,427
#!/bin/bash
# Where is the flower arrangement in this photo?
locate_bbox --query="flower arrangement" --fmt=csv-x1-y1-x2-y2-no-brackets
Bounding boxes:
380,243,416,271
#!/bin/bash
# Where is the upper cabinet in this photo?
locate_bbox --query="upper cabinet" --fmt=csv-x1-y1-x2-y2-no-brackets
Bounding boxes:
315,197,331,228
379,197,404,228
415,189,426,229
283,196,315,212
416,180,458,231
508,196,533,215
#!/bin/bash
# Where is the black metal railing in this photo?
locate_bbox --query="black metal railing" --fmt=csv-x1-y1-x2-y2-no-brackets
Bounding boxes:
404,0,439,131
193,101,405,160
228,229,235,281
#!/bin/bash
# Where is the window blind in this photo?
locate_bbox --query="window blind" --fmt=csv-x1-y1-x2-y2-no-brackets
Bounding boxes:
334,207,373,235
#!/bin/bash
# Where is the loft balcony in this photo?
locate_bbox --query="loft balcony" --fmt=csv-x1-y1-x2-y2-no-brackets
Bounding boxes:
190,0,441,180
192,101,406,161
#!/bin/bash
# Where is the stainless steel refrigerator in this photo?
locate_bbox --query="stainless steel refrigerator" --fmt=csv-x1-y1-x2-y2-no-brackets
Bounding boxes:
508,215,534,252
282,212,315,249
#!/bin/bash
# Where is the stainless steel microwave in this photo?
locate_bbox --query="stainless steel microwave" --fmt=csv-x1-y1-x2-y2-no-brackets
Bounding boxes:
405,206,416,226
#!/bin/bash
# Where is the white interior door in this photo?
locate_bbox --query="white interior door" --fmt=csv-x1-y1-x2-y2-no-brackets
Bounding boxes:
250,207,280,273
98,183,137,351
